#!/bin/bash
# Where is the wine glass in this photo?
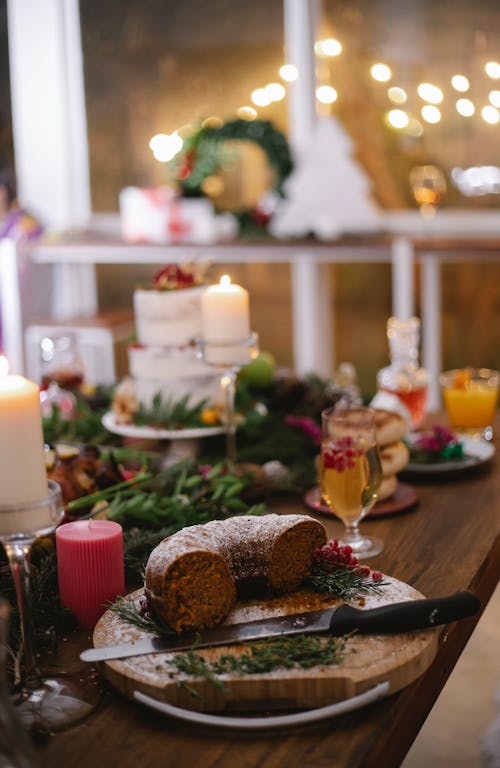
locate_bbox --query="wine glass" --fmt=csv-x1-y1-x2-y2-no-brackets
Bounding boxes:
319,407,383,558
0,480,101,735
409,164,447,220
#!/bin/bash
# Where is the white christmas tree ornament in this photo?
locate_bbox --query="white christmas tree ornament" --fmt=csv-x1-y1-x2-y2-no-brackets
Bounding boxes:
270,117,381,240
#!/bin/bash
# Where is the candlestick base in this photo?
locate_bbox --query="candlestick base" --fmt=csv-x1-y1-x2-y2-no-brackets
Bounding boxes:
12,670,103,735
0,479,64,542
198,333,259,462
197,331,259,370
0,481,103,734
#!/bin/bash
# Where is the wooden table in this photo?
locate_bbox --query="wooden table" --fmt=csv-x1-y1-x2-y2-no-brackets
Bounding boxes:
36,427,500,768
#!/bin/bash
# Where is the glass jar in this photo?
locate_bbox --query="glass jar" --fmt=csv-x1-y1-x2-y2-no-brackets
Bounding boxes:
39,333,84,392
376,317,428,429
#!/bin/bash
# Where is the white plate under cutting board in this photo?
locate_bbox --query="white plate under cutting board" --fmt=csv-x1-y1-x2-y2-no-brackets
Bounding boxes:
92,576,438,720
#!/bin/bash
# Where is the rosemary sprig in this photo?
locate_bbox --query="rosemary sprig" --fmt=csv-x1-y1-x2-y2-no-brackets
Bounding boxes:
309,563,388,601
212,633,346,673
105,599,345,693
165,634,346,696
107,596,176,637
169,650,226,697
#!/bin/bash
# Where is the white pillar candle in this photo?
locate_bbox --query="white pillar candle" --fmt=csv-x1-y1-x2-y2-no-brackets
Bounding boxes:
201,275,250,343
0,357,48,507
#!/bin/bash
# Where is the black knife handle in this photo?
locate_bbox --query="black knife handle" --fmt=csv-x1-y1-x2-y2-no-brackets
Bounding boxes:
329,591,480,636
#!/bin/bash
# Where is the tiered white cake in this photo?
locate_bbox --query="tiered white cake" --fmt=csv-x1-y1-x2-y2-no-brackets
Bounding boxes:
127,265,222,410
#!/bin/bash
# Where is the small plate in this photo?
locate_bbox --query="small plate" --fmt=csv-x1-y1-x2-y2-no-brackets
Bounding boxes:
403,435,495,475
102,411,226,441
304,482,418,519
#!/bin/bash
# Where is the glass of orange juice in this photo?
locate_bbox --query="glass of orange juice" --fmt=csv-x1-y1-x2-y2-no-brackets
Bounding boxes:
439,368,499,441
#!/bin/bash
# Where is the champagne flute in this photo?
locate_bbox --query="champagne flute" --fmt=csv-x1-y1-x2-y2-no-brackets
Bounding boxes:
319,407,383,558
0,480,101,735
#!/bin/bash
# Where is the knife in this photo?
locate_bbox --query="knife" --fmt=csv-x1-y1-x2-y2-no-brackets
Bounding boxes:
81,591,479,663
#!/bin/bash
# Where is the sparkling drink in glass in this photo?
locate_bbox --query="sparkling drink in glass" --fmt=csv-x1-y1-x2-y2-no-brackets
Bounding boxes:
319,407,383,558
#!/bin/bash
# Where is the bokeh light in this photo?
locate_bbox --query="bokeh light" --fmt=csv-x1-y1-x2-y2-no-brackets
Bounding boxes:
265,82,286,101
149,132,183,162
421,105,441,123
371,63,392,82
451,75,470,92
316,85,338,104
456,98,475,117
406,118,424,137
481,105,500,124
386,109,409,128
417,83,444,104
251,88,272,107
387,87,407,104
315,38,343,57
279,64,298,82
237,106,257,120
485,61,500,79
488,90,500,108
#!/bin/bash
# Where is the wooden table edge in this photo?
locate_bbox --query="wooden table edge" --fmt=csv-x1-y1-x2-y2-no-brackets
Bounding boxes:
361,533,500,768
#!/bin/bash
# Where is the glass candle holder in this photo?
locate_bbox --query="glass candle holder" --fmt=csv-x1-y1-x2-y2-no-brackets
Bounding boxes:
198,332,259,462
0,481,101,734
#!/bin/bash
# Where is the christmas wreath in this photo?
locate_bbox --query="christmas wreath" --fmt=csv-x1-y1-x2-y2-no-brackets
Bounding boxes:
170,118,293,231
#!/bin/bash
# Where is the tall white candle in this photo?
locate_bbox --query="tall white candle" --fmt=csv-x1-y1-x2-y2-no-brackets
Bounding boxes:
0,358,48,507
201,275,250,343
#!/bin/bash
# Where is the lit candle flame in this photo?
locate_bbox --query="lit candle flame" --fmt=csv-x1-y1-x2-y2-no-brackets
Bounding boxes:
220,274,231,288
0,356,8,377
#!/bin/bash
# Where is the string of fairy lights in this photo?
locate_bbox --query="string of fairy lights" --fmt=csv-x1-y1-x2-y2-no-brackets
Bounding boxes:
149,36,500,192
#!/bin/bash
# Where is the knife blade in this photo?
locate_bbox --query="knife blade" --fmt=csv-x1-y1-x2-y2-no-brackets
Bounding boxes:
81,591,479,663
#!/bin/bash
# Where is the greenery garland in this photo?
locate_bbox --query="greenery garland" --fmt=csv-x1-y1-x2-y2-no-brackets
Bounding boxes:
171,118,293,200
5,373,359,674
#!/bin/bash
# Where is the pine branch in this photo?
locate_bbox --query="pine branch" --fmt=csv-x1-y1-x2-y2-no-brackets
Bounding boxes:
309,563,388,601
134,394,210,429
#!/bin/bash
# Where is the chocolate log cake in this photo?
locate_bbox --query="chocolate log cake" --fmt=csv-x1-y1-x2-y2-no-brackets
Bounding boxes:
145,514,326,631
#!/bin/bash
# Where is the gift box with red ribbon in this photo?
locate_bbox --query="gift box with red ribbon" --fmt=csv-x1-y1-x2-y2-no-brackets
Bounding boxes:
119,186,219,244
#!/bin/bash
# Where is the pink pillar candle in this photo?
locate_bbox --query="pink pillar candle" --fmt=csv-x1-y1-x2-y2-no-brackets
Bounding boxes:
56,520,125,629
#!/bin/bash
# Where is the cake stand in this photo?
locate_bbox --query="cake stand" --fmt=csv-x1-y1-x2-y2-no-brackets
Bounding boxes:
102,411,226,463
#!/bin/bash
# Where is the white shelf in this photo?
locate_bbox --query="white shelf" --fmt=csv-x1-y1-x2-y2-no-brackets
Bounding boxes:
2,228,500,407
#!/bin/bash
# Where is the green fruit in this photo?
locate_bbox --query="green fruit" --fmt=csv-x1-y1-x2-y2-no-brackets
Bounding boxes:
239,352,276,388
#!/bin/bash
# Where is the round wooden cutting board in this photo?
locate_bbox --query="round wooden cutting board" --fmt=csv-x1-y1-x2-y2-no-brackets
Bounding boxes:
93,576,438,714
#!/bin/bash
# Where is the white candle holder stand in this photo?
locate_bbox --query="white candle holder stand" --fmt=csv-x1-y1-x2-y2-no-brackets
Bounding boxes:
0,480,102,734
198,332,259,462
